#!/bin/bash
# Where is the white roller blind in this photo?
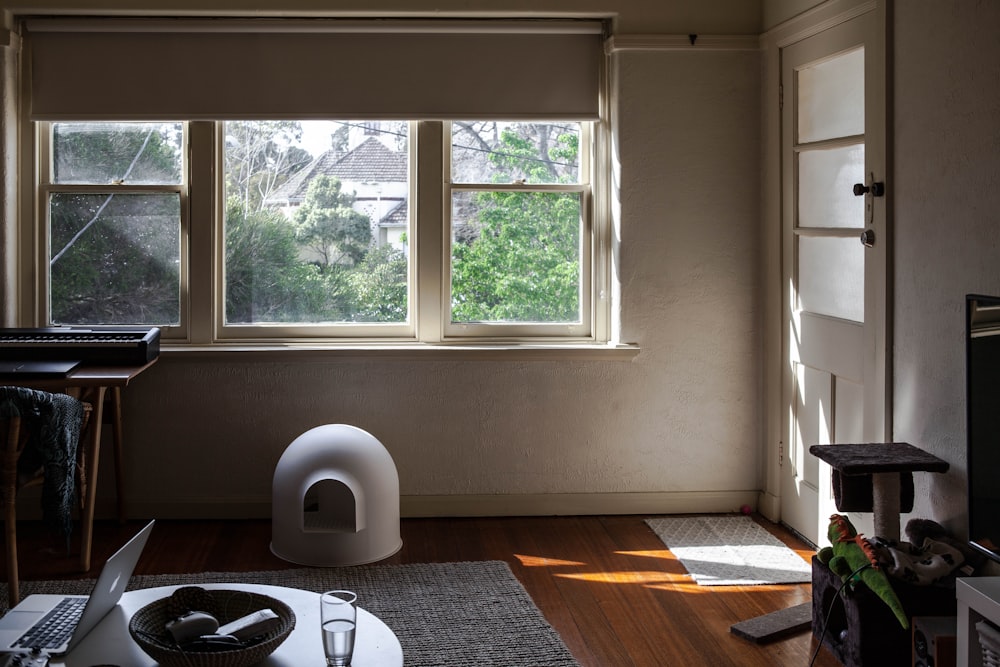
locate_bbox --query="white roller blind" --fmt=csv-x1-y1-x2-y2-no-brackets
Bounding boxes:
25,18,605,120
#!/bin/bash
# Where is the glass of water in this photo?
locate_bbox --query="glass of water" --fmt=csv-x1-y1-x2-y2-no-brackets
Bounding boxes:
320,590,357,666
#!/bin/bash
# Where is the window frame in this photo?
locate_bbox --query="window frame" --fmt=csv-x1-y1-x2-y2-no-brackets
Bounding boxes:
210,120,418,342
34,122,191,337
443,120,595,341
25,118,612,347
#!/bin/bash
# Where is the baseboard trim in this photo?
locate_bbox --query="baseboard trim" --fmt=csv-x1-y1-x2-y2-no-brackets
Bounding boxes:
401,491,758,517
96,490,761,521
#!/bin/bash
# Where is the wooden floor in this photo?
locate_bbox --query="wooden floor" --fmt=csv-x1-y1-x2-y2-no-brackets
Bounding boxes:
7,514,841,666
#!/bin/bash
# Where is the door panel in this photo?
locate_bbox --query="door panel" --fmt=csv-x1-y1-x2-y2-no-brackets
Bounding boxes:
797,236,865,321
779,6,887,546
797,312,864,384
836,379,864,446
796,46,865,143
784,364,832,539
798,143,865,229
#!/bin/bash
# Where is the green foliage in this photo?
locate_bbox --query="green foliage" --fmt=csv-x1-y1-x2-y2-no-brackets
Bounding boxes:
451,191,580,322
225,202,352,323
52,122,182,184
50,192,182,325
482,124,579,184
450,124,582,323
292,175,373,268
49,123,184,325
348,245,408,322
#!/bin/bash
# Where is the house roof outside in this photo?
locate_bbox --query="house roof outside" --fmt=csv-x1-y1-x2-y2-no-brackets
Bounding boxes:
270,135,407,206
378,199,408,227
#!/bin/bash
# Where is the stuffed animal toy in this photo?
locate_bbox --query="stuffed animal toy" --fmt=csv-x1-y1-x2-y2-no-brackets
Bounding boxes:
817,514,909,629
906,517,986,573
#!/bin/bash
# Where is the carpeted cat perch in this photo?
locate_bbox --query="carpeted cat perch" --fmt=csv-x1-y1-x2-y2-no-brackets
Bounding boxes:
809,441,949,540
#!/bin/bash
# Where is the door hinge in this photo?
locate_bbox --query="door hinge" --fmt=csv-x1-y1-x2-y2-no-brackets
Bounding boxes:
778,441,784,465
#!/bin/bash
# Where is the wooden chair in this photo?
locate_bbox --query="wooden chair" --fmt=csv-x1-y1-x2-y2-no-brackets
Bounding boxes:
1,402,91,607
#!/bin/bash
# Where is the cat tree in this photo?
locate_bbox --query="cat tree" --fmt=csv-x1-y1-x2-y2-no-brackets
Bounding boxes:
808,442,952,666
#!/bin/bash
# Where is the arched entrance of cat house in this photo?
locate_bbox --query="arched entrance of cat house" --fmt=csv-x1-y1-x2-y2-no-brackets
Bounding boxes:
271,424,401,566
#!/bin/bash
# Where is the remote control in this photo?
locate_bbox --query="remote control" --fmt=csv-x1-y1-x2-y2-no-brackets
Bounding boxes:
217,609,280,640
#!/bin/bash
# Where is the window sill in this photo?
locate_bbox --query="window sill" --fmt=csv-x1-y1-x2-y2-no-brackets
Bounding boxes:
160,341,640,362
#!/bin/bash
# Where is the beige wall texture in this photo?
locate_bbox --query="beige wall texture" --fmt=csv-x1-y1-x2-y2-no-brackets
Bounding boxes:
890,0,1000,536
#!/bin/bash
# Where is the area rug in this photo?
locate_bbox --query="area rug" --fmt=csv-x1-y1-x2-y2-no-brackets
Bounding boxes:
4,561,580,667
645,515,812,586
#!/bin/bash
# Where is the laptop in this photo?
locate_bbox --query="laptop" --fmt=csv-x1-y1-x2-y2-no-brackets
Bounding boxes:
0,520,154,657
0,360,81,379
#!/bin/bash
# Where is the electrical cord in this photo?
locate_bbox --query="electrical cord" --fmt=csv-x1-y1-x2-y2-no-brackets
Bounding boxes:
808,562,873,667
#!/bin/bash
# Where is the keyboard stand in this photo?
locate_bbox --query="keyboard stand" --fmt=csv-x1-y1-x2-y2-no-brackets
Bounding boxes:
0,359,158,572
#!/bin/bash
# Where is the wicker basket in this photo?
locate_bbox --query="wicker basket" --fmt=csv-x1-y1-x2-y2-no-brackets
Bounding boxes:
128,587,296,667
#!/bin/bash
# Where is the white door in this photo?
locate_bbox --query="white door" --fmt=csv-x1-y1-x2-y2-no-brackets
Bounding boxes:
779,6,888,547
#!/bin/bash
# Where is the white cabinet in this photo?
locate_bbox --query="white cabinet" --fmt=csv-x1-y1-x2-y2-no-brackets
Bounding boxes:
957,577,1000,667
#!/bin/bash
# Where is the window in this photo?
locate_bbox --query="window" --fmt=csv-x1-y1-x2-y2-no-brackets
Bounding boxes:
22,19,609,347
41,122,185,327
448,121,590,337
221,120,410,329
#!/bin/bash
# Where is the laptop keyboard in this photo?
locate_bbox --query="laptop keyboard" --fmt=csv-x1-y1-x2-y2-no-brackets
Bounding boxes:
14,597,86,649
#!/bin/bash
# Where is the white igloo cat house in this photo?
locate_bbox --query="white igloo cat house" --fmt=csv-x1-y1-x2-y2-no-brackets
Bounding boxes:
271,424,401,566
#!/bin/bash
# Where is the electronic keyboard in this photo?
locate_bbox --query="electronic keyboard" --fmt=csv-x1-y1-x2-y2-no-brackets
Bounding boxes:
0,327,160,366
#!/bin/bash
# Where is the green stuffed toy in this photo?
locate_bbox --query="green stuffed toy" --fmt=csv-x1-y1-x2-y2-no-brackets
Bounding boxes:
817,514,909,629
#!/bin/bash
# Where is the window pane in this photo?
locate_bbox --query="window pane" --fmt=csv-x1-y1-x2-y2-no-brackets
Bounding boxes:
451,190,581,324
797,47,864,144
52,122,183,185
452,121,580,184
49,193,180,325
797,235,863,322
798,143,864,228
223,120,410,325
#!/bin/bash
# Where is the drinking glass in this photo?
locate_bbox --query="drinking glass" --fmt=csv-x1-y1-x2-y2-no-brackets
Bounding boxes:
320,590,357,666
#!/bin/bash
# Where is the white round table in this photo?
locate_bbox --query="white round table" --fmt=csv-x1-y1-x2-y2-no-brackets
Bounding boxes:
47,583,403,666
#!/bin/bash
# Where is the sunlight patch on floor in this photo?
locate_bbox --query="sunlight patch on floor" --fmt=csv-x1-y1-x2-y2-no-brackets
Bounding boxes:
643,581,717,593
514,554,587,567
554,570,690,585
615,549,675,560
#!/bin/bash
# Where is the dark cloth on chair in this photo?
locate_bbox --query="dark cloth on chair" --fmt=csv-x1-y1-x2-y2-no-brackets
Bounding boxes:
0,386,85,541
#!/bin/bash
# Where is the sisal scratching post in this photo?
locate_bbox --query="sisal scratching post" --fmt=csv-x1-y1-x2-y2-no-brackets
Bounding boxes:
871,471,901,541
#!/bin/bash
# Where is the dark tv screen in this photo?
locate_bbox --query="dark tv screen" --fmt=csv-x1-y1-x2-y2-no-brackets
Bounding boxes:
967,294,1000,563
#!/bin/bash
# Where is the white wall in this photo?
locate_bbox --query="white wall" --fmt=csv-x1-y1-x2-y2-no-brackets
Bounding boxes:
891,0,1000,536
